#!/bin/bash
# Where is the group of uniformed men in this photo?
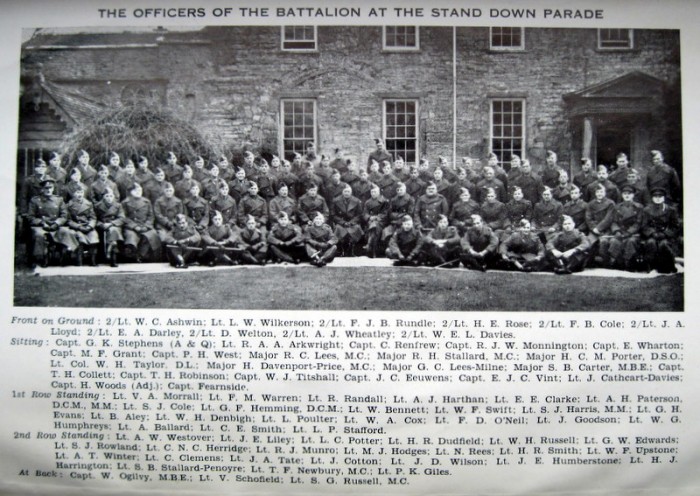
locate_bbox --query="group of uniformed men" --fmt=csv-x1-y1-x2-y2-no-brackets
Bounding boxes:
19,140,682,274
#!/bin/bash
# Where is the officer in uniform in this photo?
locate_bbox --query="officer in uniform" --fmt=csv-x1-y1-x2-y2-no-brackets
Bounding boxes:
228,166,251,204
268,182,297,226
545,215,590,274
563,186,588,234
449,188,480,235
532,187,563,239
573,157,598,202
267,212,305,264
646,150,681,206
585,165,620,204
541,150,564,189
94,187,125,267
162,151,184,184
331,184,364,256
238,214,268,265
27,179,78,268
498,219,545,272
367,138,392,168
89,164,120,205
641,188,680,273
585,183,615,263
607,185,644,270
122,182,161,262
74,149,97,186
183,183,210,233
361,183,389,258
66,185,100,266
459,214,498,271
165,213,201,269
304,212,338,267
423,214,461,267
382,182,416,245
237,181,268,235
297,183,329,226
414,182,449,233
386,215,424,266
154,182,185,243
208,179,238,228
200,210,241,266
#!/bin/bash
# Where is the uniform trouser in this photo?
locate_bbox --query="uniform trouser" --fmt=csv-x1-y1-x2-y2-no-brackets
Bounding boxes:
99,226,123,258
460,250,497,270
240,245,268,265
643,238,677,273
498,253,544,271
545,250,588,273
201,245,241,265
166,244,200,266
306,244,337,264
364,224,383,258
269,244,305,263
607,234,640,269
335,225,363,256
385,244,423,265
31,226,79,258
423,244,460,266
124,228,162,261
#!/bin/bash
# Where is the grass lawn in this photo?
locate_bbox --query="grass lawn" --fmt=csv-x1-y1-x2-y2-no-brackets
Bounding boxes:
13,265,684,311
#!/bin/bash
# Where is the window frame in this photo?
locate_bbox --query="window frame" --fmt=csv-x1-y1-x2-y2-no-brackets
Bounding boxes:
280,99,317,161
281,26,318,52
597,29,634,50
383,99,420,166
382,26,420,52
490,98,526,168
489,27,525,51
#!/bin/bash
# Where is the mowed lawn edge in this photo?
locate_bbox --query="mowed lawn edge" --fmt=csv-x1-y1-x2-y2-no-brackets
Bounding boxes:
13,267,684,312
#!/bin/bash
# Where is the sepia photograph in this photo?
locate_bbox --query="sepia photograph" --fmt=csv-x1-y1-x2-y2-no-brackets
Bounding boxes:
14,25,683,310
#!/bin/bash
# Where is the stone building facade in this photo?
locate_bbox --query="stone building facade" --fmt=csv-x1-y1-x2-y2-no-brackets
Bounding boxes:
18,26,681,184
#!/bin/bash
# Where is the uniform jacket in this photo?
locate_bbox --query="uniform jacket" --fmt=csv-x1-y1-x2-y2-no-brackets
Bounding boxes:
585,198,615,233
29,194,68,226
297,194,329,225
500,231,544,258
268,195,297,224
387,194,416,226
331,195,363,227
154,196,185,230
414,193,449,231
546,229,590,253
480,200,510,231
506,199,533,225
533,199,564,230
642,203,680,240
268,223,303,246
237,194,268,227
122,196,155,229
388,227,423,256
460,225,498,253
610,201,643,237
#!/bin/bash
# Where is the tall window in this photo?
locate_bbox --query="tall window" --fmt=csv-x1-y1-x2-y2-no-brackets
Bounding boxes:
383,26,419,51
490,27,524,50
281,99,316,161
598,29,633,49
281,26,317,51
384,100,419,164
491,99,525,167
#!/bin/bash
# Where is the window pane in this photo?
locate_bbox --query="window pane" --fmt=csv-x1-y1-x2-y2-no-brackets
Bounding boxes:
491,99,525,169
385,100,418,165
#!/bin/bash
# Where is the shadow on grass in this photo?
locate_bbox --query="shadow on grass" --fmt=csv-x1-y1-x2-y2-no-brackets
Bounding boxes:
14,266,684,312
